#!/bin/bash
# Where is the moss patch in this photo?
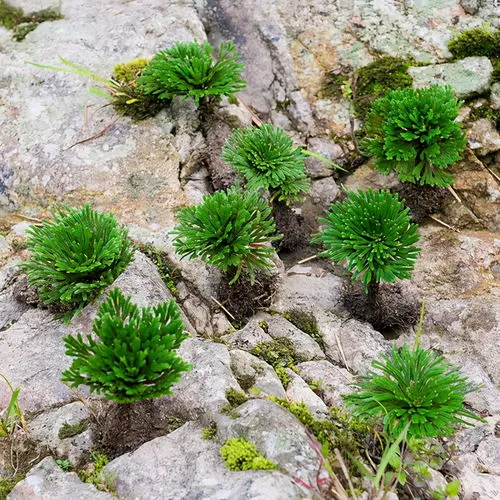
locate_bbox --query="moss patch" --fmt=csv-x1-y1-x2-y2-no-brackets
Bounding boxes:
448,25,499,60
77,452,116,496
220,437,277,471
0,1,62,41
250,338,305,388
0,474,24,500
164,416,185,434
201,422,217,440
283,309,324,348
353,56,412,117
133,242,181,297
320,71,350,99
58,421,88,440
221,388,248,418
272,398,374,479
469,101,500,127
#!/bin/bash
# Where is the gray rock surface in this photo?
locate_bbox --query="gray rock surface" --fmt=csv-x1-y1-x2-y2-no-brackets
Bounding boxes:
305,138,343,179
167,338,241,419
491,83,500,110
216,399,327,493
230,349,286,398
265,316,325,361
8,457,114,500
285,369,328,416
226,320,274,351
409,57,493,98
27,402,92,465
297,360,354,407
467,118,500,156
105,421,306,499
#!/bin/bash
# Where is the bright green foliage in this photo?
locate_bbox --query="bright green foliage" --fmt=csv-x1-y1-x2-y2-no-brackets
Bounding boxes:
220,437,277,471
61,288,191,403
344,345,483,438
364,85,466,187
448,25,499,60
23,204,133,310
138,41,246,104
202,422,217,440
222,124,310,204
314,190,420,291
114,58,150,84
171,185,280,284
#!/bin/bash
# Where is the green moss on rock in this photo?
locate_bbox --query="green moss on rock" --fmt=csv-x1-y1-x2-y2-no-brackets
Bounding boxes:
448,25,500,60
0,474,24,500
354,56,412,117
283,310,324,348
58,421,88,440
220,437,277,471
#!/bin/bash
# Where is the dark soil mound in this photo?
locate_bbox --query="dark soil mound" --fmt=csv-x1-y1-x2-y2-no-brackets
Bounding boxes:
217,269,279,323
273,203,308,253
393,183,450,223
343,281,420,335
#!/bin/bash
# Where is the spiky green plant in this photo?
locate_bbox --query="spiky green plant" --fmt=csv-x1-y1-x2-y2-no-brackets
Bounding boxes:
137,41,246,104
222,124,310,204
344,345,483,438
23,204,133,310
171,185,280,284
314,189,420,291
363,85,466,187
61,288,191,403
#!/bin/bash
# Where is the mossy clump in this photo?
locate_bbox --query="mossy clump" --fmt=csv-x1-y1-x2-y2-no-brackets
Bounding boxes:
448,25,500,60
272,399,373,476
133,242,181,297
354,56,412,117
112,59,166,121
220,437,277,471
283,310,323,347
77,452,116,494
221,388,248,417
202,422,217,440
469,101,500,127
251,338,304,372
0,474,24,500
58,421,88,440
0,1,62,41
321,71,350,99
164,416,185,434
114,59,150,84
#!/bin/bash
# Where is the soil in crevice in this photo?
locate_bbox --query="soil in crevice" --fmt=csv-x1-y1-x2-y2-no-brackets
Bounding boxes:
272,202,308,253
91,400,185,459
392,183,450,224
217,269,279,323
343,281,420,336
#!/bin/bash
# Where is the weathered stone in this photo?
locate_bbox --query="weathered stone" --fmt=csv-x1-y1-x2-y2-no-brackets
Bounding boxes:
491,83,500,110
296,360,354,407
27,402,92,465
0,309,72,413
218,97,254,129
307,177,340,207
182,294,213,336
467,118,500,156
318,313,390,374
8,457,114,499
225,319,273,351
105,421,306,499
272,263,344,314
230,349,286,398
265,316,325,361
166,338,241,420
217,399,327,493
305,138,343,179
285,369,328,416
0,0,206,226
343,164,400,191
409,57,493,98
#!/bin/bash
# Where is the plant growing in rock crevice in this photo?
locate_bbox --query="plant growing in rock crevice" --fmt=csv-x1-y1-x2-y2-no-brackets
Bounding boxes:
344,345,483,438
61,288,191,403
363,85,466,187
222,124,311,205
172,185,280,284
314,189,421,330
138,41,246,105
315,189,420,292
23,204,133,313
